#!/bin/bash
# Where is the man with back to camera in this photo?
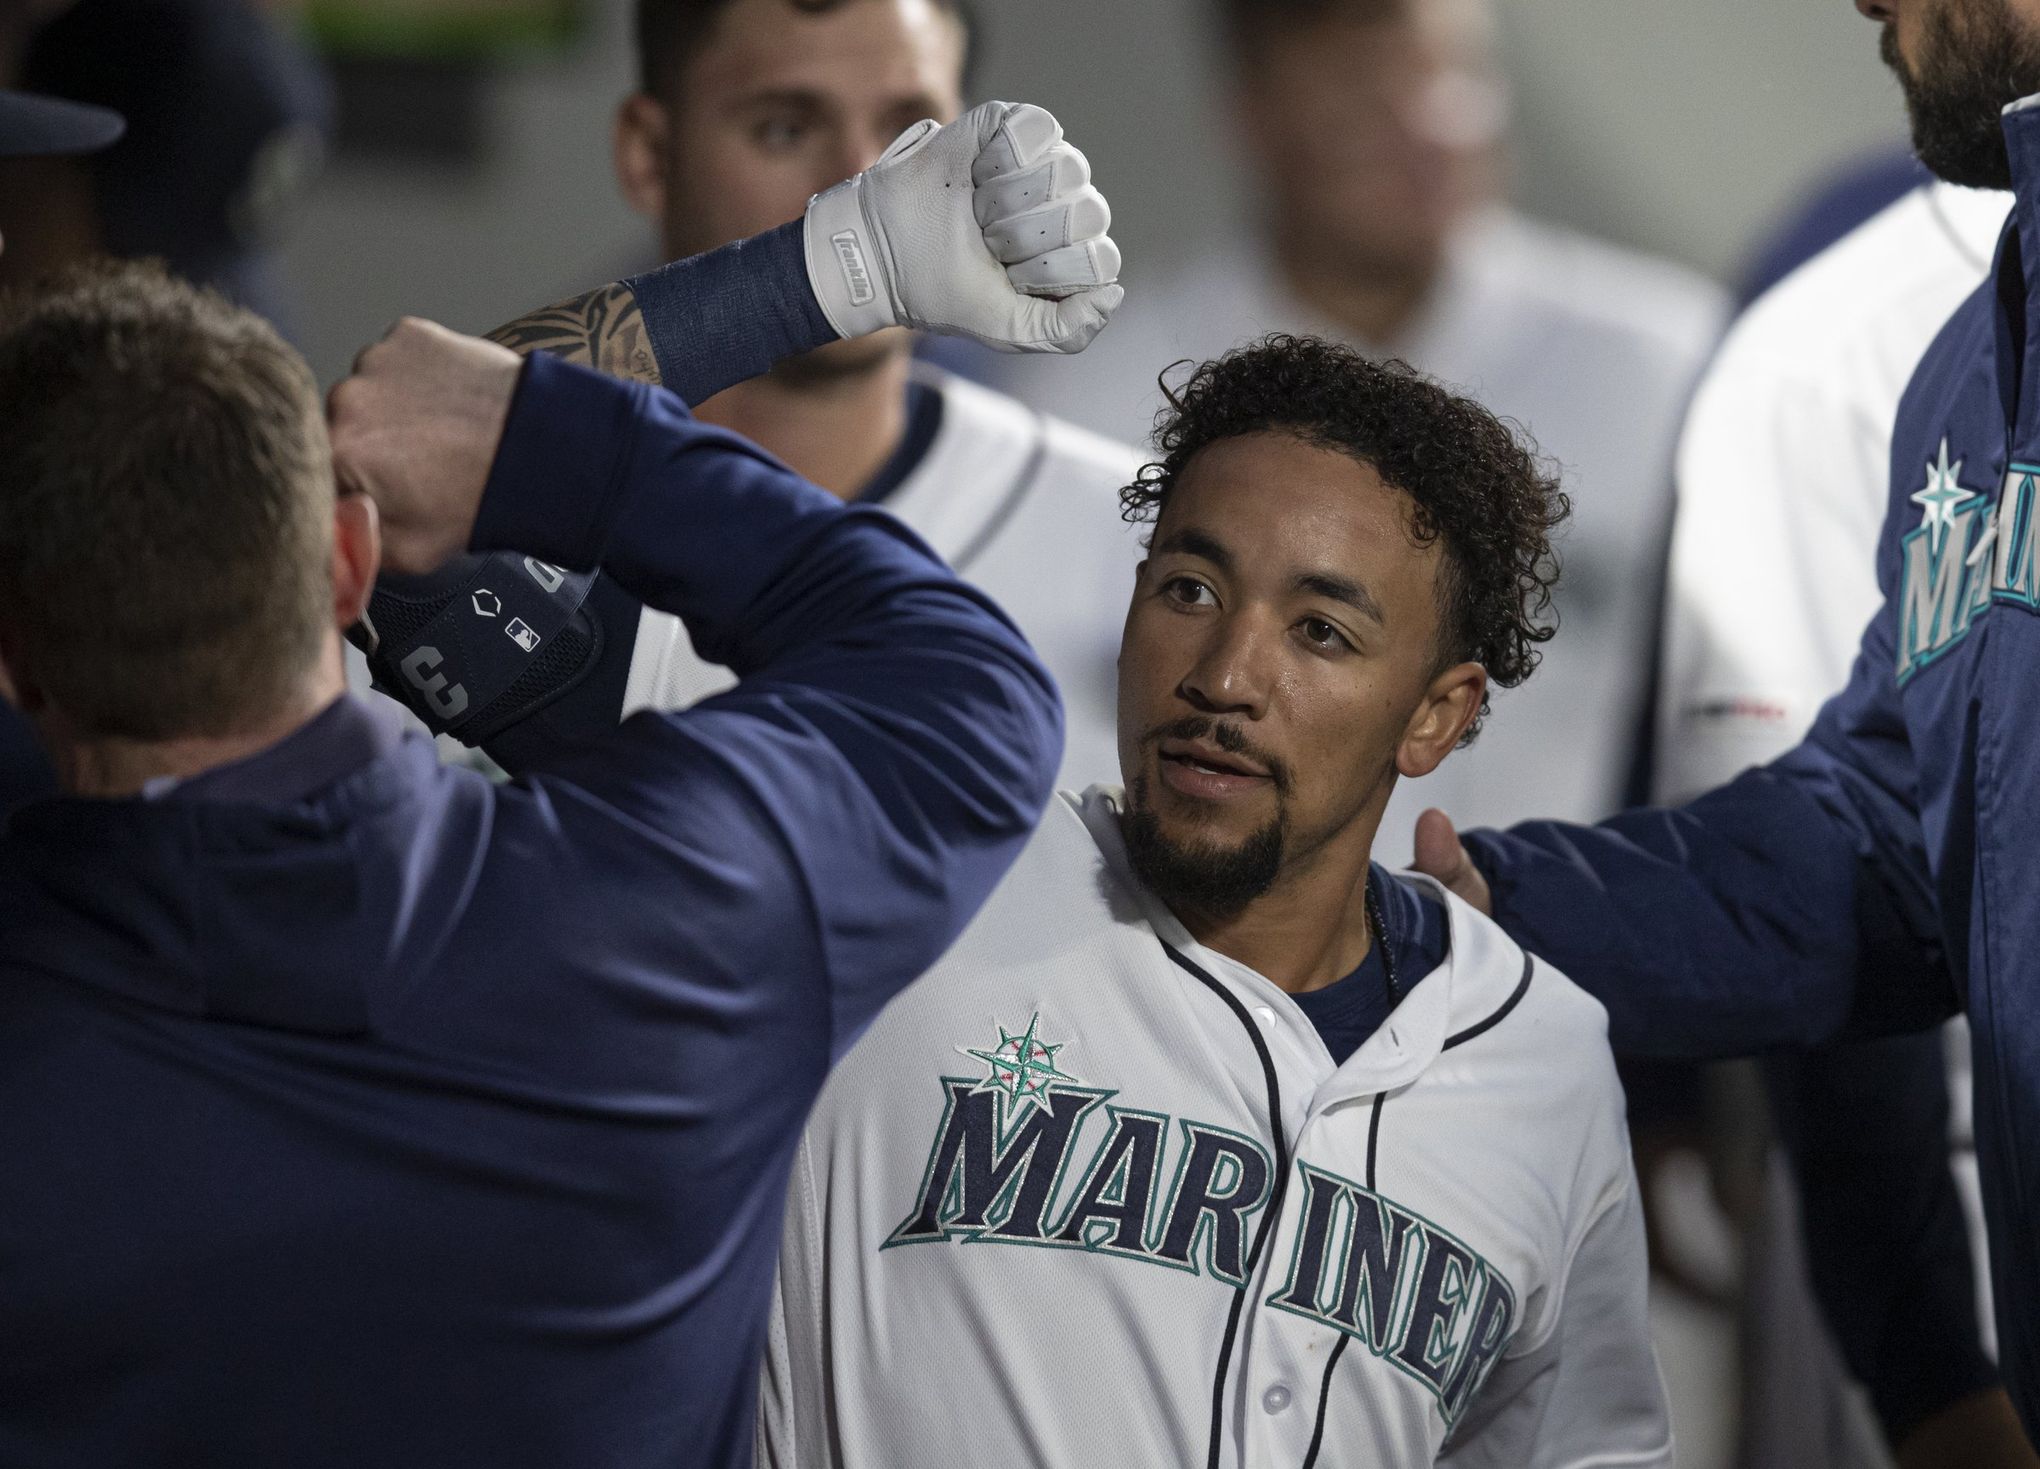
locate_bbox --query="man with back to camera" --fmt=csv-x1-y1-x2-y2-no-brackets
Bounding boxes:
1404,0,2040,1445
750,337,1672,1468
0,103,1120,1467
995,0,1727,839
367,0,1143,787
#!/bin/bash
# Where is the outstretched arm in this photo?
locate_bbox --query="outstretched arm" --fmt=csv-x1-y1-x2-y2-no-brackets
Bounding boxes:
486,281,658,382
483,223,830,404
1419,593,1950,1057
480,99,1123,402
333,321,1062,1052
358,101,1122,757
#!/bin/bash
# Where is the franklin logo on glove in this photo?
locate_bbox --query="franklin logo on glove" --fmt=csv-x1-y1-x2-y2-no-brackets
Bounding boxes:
831,231,875,308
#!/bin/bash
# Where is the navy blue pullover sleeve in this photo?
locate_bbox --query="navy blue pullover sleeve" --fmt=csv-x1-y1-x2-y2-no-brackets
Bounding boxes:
1462,585,1950,1058
360,221,853,748
1461,566,1993,1433
470,352,1063,1053
1766,1036,1997,1442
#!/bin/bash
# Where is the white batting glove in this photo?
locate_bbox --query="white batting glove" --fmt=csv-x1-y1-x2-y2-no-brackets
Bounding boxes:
803,100,1124,354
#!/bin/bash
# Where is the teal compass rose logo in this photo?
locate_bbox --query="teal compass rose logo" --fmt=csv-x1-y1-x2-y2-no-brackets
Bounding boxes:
961,1012,1078,1112
1912,437,1980,552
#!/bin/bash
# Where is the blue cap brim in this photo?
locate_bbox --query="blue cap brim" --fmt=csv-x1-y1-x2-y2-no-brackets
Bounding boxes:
0,90,125,158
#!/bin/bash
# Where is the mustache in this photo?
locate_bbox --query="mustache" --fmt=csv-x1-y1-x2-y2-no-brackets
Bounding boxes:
1139,715,1293,796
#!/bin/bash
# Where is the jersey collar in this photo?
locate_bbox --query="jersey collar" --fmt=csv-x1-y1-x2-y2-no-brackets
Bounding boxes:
1067,786,1482,1101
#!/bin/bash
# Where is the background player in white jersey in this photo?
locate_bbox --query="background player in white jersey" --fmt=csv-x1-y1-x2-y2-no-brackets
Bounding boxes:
608,0,1139,785
757,337,1670,1468
992,0,1726,838
1664,176,2032,1469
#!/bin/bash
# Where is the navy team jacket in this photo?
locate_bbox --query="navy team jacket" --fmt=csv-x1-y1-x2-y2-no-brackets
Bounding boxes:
1465,100,2040,1438
0,354,1060,1467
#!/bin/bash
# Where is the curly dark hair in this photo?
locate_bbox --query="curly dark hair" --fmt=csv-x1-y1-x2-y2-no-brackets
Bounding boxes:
1120,334,1568,744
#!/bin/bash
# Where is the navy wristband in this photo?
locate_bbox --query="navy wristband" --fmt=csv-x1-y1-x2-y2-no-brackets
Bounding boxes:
623,220,839,406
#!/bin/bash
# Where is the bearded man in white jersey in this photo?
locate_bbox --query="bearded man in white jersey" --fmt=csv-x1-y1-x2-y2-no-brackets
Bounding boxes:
756,336,1671,1469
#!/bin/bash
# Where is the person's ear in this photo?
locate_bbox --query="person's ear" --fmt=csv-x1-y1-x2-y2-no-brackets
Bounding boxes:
332,492,382,633
1395,661,1486,779
614,92,674,227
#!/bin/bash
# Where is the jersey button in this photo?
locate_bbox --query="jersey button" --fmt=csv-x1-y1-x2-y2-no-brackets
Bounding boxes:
1262,1384,1291,1414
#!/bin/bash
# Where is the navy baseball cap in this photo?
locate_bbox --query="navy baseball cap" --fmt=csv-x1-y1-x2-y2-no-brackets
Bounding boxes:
22,0,332,315
0,88,124,158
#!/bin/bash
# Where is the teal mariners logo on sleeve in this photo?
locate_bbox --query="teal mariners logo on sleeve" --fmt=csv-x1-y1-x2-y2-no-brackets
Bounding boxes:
880,1013,1517,1425
1896,438,2040,682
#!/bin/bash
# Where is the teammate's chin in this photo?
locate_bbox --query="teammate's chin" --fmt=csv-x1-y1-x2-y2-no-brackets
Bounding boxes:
1122,774,1284,922
1882,5,2040,189
768,326,913,386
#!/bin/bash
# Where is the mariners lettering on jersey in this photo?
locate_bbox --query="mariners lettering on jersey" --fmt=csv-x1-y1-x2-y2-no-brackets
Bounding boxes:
1268,1162,1517,1424
885,1014,1517,1423
1895,439,2040,682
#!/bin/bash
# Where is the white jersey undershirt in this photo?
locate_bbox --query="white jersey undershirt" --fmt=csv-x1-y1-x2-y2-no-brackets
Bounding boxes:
617,364,1144,792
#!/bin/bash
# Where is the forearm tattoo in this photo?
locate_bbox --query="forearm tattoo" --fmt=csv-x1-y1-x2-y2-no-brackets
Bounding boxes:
487,282,660,385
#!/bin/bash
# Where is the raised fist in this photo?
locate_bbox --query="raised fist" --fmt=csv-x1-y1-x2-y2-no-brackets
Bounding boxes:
327,317,523,577
804,100,1124,355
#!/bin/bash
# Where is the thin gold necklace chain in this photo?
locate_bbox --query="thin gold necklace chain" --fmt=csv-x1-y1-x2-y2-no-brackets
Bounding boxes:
1366,873,1398,1006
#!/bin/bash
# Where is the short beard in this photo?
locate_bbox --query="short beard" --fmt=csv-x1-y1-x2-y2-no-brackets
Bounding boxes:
1121,772,1285,923
1884,2,2040,189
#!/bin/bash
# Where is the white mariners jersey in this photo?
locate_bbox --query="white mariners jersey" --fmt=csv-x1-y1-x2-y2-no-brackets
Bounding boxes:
758,788,1670,1469
1657,182,2008,802
619,364,1144,790
993,209,1727,839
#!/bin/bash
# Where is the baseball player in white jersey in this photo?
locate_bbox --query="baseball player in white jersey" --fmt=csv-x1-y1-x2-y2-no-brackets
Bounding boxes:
618,364,1139,783
756,338,1670,1468
1658,180,2007,801
605,0,1139,787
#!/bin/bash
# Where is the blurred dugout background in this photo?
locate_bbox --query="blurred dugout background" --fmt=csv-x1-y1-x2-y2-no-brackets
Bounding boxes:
275,0,1905,385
